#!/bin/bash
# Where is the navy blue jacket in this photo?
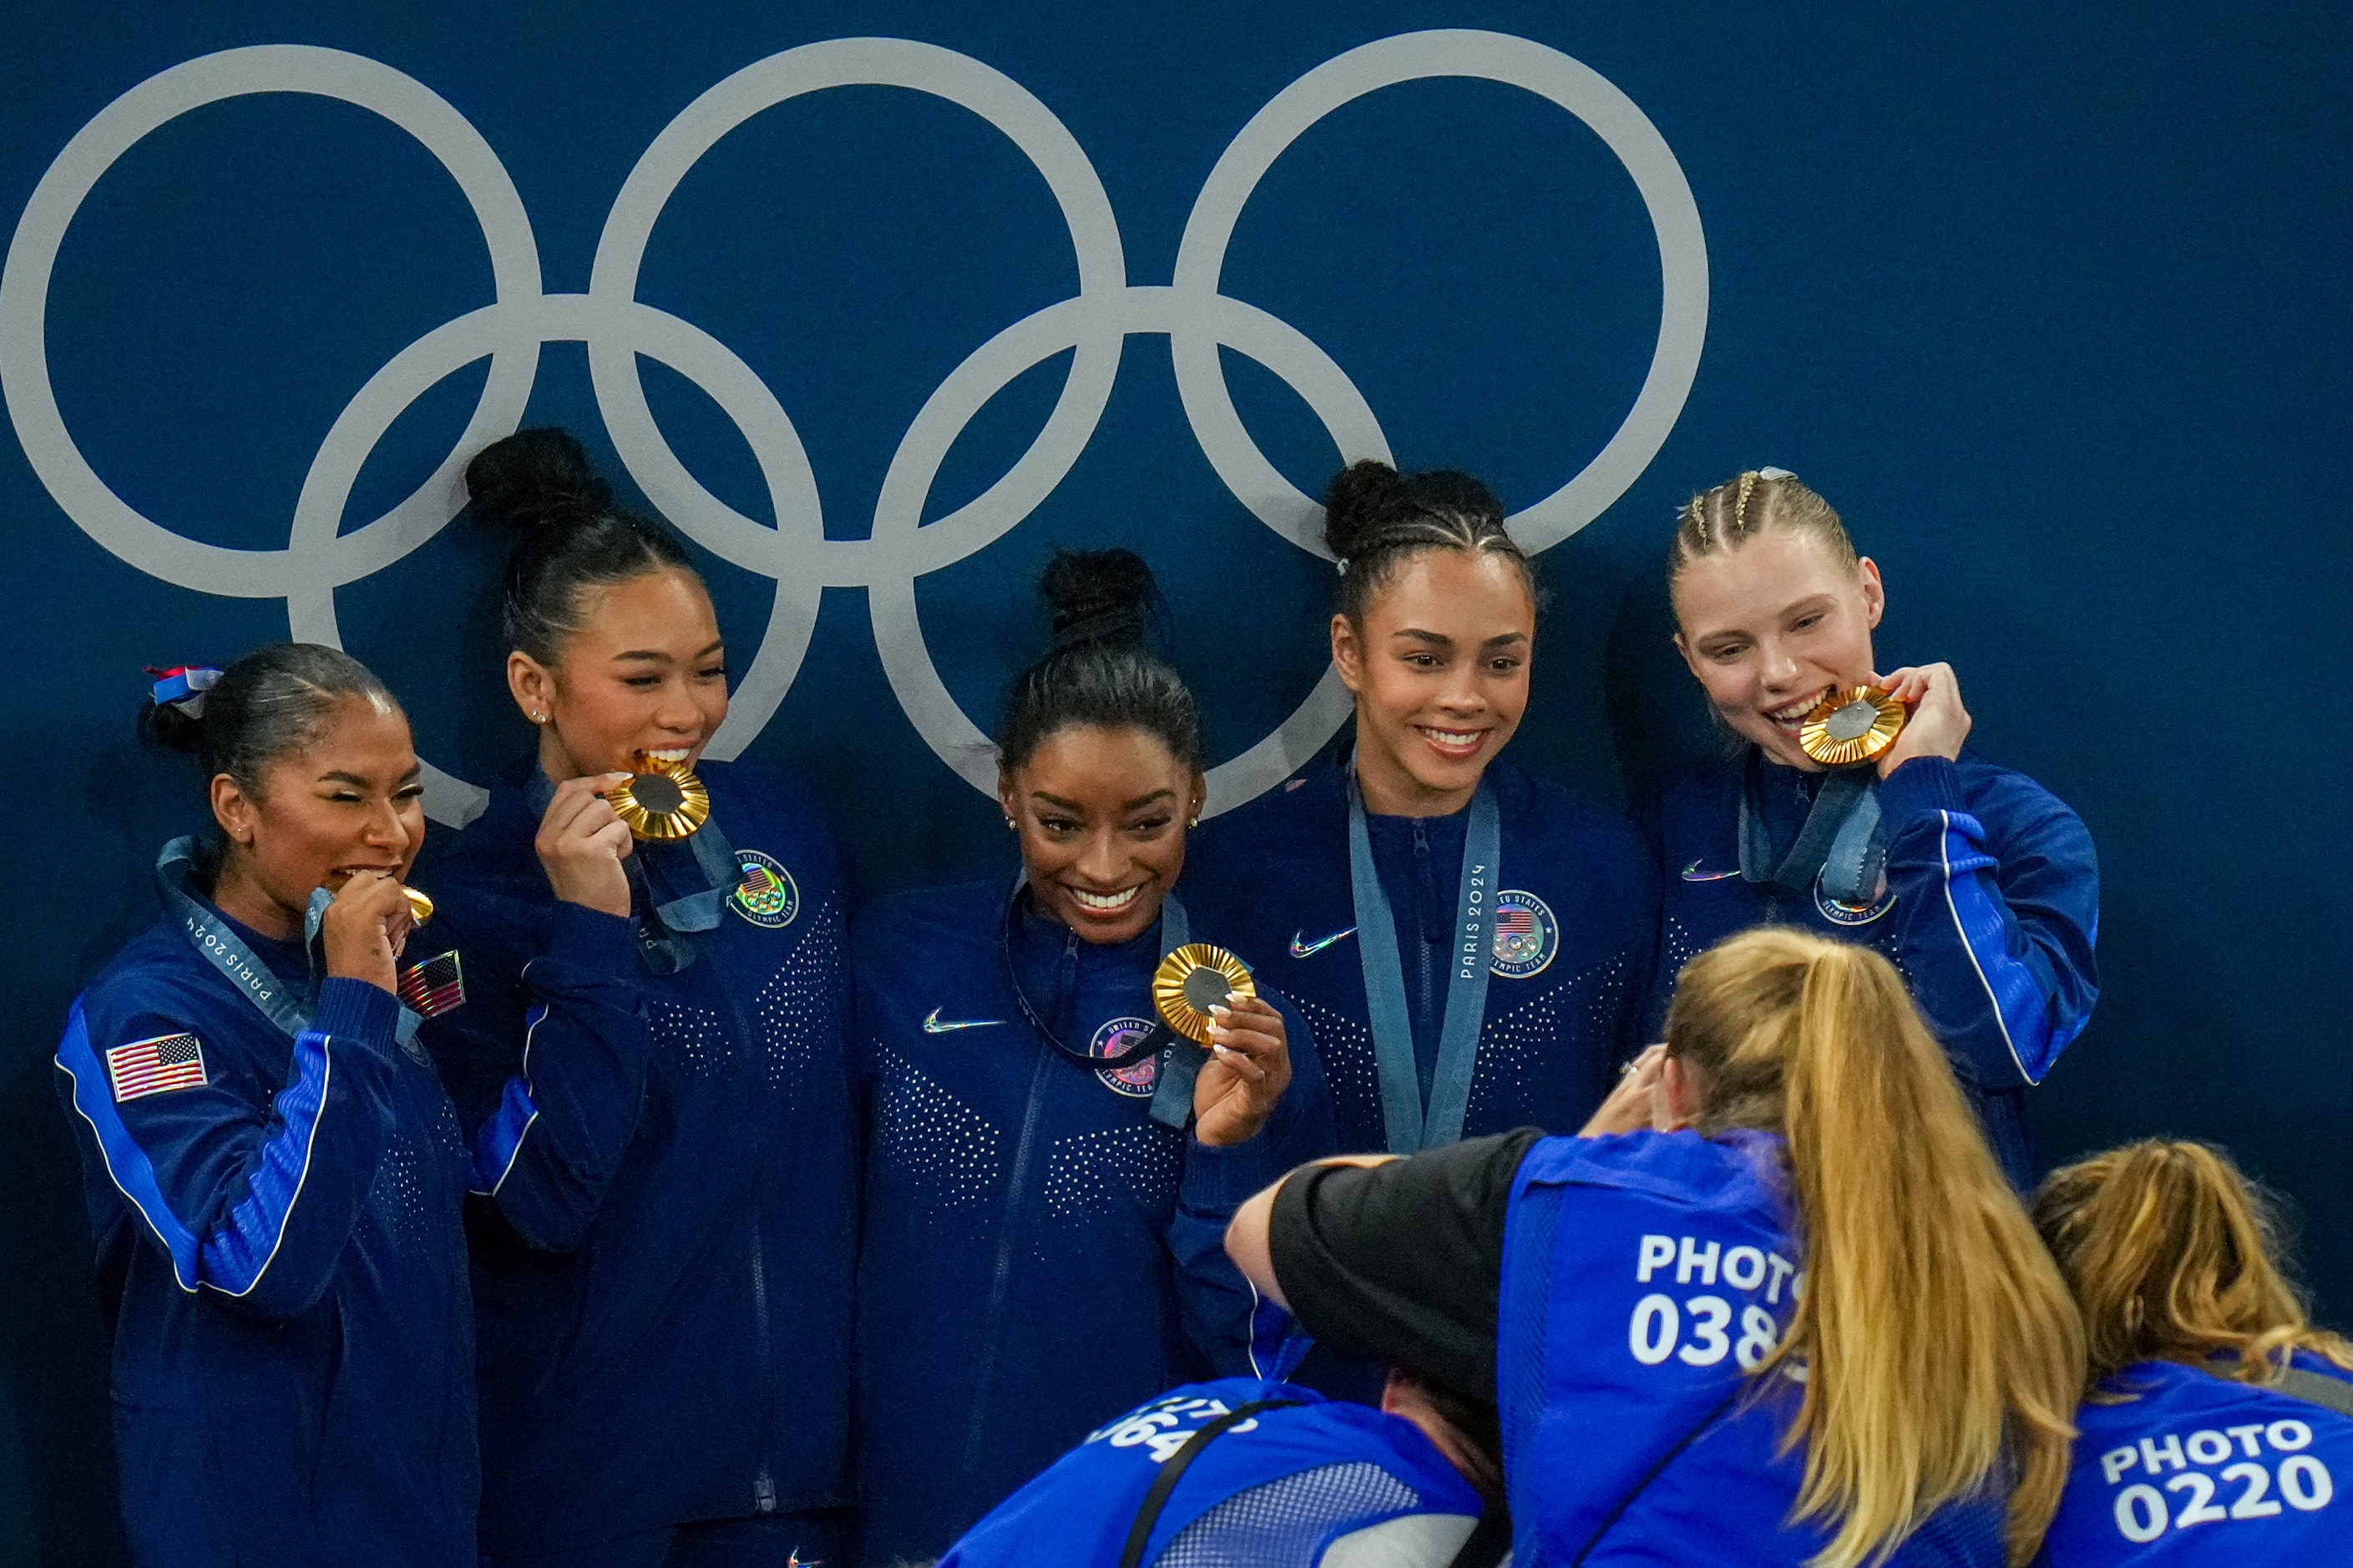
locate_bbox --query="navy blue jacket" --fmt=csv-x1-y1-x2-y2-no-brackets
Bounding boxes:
425,759,856,1555
1180,750,1658,1152
939,1376,1486,1566
54,894,475,1567
852,880,1338,1567
1637,749,2099,1183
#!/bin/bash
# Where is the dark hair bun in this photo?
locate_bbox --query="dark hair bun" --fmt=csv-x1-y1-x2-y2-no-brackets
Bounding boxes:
465,427,615,534
1322,458,1403,560
1040,547,1160,649
138,694,206,756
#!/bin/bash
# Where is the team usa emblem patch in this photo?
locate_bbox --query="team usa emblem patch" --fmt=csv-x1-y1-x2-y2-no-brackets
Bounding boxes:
397,951,468,1017
1090,1016,1160,1098
1489,891,1558,979
106,1032,207,1102
1814,870,1897,927
730,851,799,928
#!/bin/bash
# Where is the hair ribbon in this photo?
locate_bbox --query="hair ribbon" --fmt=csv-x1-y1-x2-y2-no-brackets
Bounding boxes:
148,665,222,719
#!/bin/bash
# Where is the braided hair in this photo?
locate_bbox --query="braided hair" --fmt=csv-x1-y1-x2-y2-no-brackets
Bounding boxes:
1669,468,1856,594
1323,459,1537,624
995,548,1203,773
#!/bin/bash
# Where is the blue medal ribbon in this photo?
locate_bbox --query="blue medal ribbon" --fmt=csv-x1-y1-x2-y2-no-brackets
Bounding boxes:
156,837,422,1046
995,879,1202,1130
1345,775,1500,1153
1737,749,1887,907
524,767,743,974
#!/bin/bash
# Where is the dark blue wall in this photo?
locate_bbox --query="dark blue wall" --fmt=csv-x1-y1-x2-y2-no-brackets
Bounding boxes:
3,3,2344,1560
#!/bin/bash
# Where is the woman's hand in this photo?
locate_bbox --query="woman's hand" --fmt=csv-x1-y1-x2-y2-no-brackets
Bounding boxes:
1192,994,1295,1147
321,871,414,995
1581,1043,1667,1137
1875,663,1971,778
535,773,635,917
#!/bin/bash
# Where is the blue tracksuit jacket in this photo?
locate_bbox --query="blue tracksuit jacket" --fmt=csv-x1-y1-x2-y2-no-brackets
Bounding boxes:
53,888,475,1566
2037,1353,2352,1565
852,880,1338,1567
1180,749,1658,1152
939,1376,1486,1566
1637,748,2099,1183
424,758,856,1556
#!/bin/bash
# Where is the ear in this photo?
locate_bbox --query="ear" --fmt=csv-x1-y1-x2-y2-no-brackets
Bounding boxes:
1857,557,1885,631
1656,1055,1705,1131
211,773,257,847
1329,612,1364,694
1187,767,1208,827
995,768,1020,827
1672,629,1703,681
507,651,555,724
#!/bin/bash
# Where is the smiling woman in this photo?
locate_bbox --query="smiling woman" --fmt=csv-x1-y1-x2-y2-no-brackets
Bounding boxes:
1180,460,1657,1188
53,645,477,1566
420,429,859,1567
848,547,1338,1566
1639,468,2103,1186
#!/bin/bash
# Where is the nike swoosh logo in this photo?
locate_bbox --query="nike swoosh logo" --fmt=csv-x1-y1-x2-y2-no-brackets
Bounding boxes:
1682,861,1742,882
1289,927,1358,959
922,1008,1005,1034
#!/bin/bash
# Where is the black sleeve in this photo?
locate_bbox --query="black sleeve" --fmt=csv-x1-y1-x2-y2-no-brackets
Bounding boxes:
1267,1126,1543,1407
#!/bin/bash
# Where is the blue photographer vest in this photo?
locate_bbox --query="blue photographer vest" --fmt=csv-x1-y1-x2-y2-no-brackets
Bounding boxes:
939,1377,1484,1568
1497,1130,2006,1565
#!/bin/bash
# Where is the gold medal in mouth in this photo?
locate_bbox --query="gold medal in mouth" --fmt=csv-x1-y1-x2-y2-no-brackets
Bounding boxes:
1799,685,1908,768
1152,943,1257,1045
607,751,711,841
324,871,433,924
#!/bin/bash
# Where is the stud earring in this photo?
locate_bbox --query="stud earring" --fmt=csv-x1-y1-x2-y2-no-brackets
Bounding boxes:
529,711,547,724
1004,817,1017,831
1187,815,1200,828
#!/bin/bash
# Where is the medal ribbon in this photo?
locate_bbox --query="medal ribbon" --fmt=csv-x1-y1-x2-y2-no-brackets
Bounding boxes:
156,837,422,1045
1737,750,1887,907
996,882,1202,1130
1346,775,1500,1153
524,769,741,974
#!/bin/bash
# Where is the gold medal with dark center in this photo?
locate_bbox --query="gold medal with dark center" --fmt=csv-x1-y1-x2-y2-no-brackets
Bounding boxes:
324,870,434,924
607,752,711,841
1799,685,1907,768
1152,943,1257,1044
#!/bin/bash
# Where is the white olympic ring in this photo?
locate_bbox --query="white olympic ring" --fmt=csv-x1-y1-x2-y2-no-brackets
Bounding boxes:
1,31,1707,826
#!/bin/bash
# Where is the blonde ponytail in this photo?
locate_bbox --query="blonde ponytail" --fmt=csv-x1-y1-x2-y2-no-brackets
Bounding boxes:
1663,929,2084,1567
2033,1139,2353,1388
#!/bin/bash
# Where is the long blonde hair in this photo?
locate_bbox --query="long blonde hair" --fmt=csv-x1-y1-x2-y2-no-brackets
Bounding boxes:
1663,928,2083,1568
2032,1139,2353,1388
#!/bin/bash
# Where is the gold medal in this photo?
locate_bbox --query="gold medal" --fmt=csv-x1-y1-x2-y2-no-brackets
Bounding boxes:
1152,943,1257,1045
1799,685,1907,768
607,752,711,842
324,871,434,924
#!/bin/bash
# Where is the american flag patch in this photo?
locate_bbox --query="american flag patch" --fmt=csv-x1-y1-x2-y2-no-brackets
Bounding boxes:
397,951,467,1018
1498,908,1537,938
106,1033,208,1102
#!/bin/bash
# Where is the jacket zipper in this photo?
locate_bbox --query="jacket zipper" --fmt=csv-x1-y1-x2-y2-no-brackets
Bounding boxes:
701,937,782,1515
959,1040,1053,1488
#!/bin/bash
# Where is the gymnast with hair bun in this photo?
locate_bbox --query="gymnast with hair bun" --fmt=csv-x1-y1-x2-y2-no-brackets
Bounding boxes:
54,645,477,1565
849,546,1335,1567
1180,459,1657,1164
425,429,857,1568
1642,468,2101,1186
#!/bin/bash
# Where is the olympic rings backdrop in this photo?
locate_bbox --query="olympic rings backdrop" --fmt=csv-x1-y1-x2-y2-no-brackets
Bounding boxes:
1,2,2345,1558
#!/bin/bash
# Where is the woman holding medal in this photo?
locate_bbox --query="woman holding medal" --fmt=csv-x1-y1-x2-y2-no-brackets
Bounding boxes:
53,645,477,1565
1642,468,2100,1184
426,429,855,1568
851,548,1336,1568
1180,460,1656,1161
